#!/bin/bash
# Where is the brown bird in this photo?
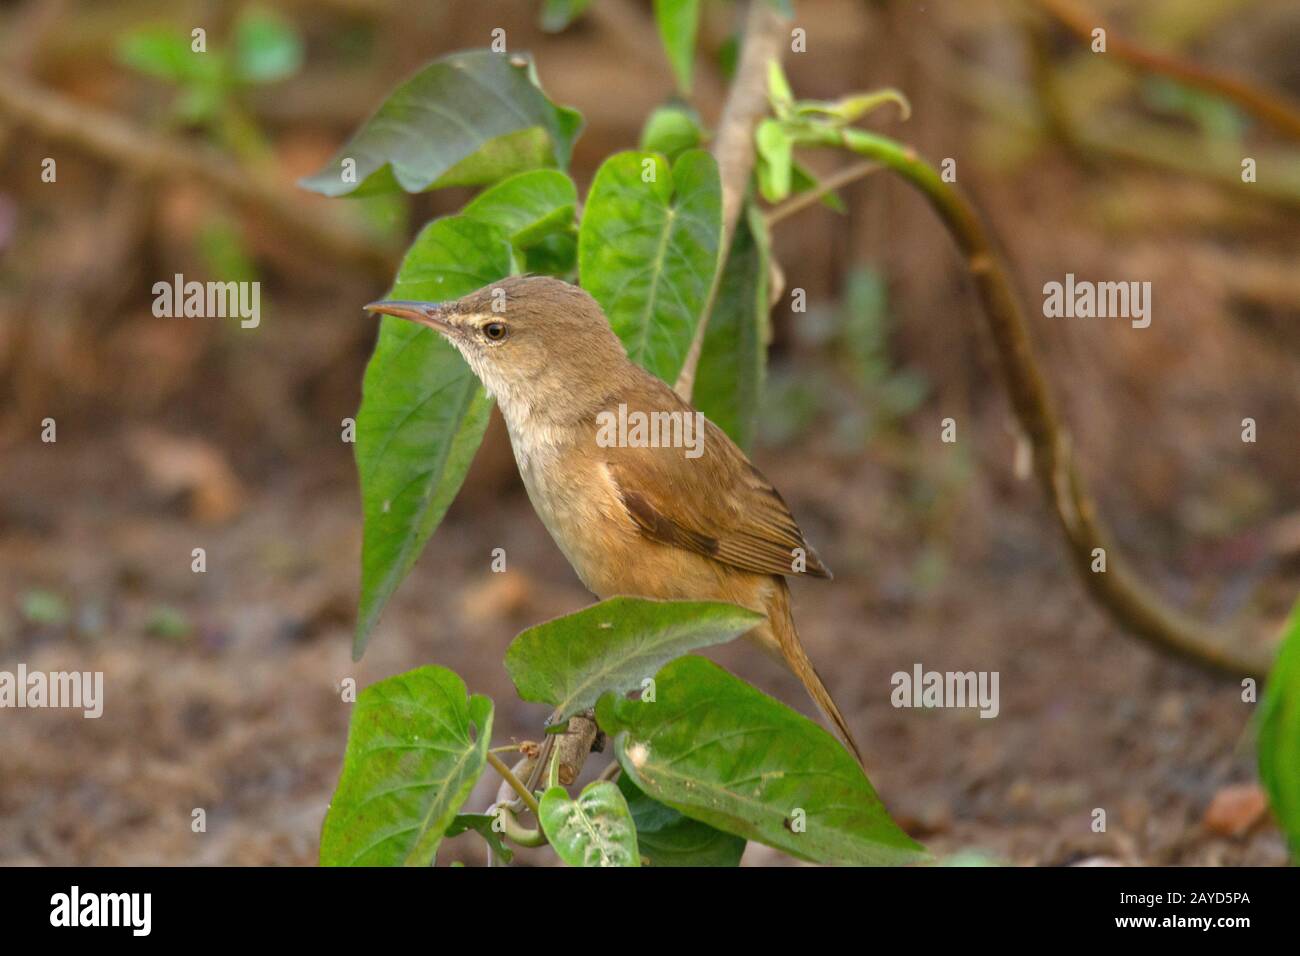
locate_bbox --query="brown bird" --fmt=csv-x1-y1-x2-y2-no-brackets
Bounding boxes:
366,275,862,763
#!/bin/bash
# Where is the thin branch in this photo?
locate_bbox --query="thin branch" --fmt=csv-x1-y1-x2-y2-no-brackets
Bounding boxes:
486,751,540,818
0,72,401,282
1034,0,1300,141
675,0,790,401
764,159,883,227
805,124,1273,678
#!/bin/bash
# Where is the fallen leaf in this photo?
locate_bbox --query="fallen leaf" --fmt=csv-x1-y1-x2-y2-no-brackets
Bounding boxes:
1203,783,1268,837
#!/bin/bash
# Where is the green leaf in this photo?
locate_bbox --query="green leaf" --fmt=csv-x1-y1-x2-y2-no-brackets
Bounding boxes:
717,34,739,79
539,0,595,32
639,105,705,161
618,773,745,866
320,666,494,866
233,7,304,84
301,50,583,197
794,88,911,125
653,0,700,95
539,781,641,866
145,604,192,642
1259,599,1300,858
693,202,770,450
523,231,578,278
767,60,795,115
447,812,514,863
766,0,795,16
462,169,577,248
755,119,793,202
354,216,512,658
597,656,926,866
116,28,224,85
578,150,722,384
506,597,762,726
20,590,70,626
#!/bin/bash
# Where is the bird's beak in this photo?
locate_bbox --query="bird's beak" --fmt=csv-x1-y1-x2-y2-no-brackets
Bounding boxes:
363,300,455,335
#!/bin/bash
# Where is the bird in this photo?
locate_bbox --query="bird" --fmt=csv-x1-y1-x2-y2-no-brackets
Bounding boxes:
365,275,862,764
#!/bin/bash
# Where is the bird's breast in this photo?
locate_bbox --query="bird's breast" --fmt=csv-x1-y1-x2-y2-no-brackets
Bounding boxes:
504,413,763,608
506,421,638,595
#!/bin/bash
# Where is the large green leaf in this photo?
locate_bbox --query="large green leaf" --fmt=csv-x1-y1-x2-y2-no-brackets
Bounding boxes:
353,216,512,657
539,781,641,866
578,150,722,384
301,50,582,197
320,666,494,866
1259,599,1300,858
524,231,578,278
505,597,762,726
462,169,577,248
618,772,745,866
693,202,770,450
653,0,700,95
597,656,925,866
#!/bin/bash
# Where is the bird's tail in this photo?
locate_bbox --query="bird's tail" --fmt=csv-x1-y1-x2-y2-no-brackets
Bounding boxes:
762,579,865,768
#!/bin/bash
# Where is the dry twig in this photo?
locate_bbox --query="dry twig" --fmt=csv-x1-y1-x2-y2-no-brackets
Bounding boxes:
0,73,400,281
1035,0,1300,141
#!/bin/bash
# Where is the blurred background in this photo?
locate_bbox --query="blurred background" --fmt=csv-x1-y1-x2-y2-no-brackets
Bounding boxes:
1,0,1298,865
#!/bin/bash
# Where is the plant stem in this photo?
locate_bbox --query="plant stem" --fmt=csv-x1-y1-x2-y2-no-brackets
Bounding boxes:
799,123,1273,679
487,751,540,818
764,159,882,227
675,0,790,401
501,805,548,848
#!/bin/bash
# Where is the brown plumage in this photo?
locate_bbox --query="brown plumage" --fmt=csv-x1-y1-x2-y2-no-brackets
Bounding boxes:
366,276,864,764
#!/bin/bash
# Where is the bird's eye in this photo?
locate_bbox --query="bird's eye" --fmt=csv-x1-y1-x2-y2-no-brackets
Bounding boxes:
483,322,507,341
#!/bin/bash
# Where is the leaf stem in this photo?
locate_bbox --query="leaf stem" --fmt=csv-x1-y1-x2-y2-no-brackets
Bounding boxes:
487,751,541,818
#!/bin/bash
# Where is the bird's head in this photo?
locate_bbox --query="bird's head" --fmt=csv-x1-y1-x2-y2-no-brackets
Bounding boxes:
365,276,630,424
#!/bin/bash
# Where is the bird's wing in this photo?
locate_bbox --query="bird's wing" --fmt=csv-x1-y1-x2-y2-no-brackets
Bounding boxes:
603,411,831,580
